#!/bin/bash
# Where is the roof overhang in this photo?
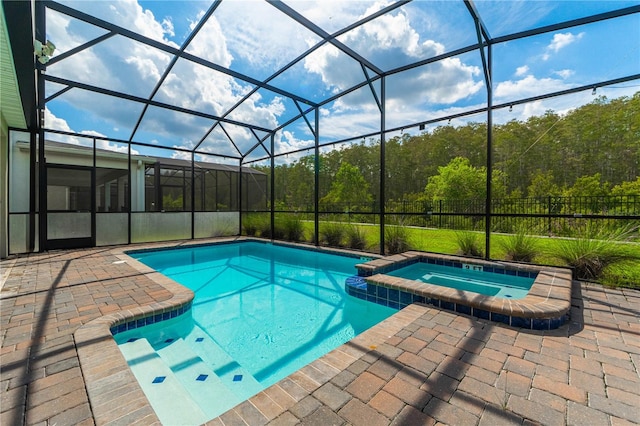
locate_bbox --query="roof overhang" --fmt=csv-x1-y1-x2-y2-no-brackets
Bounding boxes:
1,0,36,130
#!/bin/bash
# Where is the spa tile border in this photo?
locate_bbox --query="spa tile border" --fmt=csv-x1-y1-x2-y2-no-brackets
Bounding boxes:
348,251,572,330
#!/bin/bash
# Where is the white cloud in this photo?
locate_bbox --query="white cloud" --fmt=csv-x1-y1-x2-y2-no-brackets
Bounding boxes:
554,69,574,79
515,65,529,77
522,100,547,118
287,1,387,34
303,7,482,111
207,0,315,73
44,108,137,154
548,32,584,52
45,107,74,133
274,130,315,157
185,12,233,68
161,18,175,38
543,32,585,60
48,0,287,150
495,75,573,100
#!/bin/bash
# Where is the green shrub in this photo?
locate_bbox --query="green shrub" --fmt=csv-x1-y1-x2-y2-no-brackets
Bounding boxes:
551,224,640,281
500,226,540,262
281,215,305,242
321,222,346,247
242,214,259,236
346,225,367,250
385,225,411,254
456,231,484,258
259,221,272,238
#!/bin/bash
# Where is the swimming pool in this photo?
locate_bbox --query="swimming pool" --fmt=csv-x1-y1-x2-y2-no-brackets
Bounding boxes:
114,241,395,424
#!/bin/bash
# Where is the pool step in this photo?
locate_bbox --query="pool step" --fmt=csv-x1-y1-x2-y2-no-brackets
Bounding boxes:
185,325,264,401
155,338,244,419
118,337,209,426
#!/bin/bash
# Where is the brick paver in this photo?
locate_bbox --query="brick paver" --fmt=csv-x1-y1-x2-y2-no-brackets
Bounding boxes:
0,247,179,425
2,242,640,425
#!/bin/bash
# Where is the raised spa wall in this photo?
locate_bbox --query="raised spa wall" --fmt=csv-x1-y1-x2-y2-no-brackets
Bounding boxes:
346,251,573,330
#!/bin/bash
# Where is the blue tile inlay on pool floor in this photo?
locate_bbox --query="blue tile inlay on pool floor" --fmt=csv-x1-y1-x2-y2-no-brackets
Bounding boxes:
195,337,204,342
152,376,166,384
196,374,208,381
233,375,243,382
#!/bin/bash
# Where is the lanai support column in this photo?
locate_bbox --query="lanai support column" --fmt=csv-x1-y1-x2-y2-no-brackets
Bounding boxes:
36,0,47,252
379,77,386,254
314,108,320,247
270,133,275,239
485,44,493,260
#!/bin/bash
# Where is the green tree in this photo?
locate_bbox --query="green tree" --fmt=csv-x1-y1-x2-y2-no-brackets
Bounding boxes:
527,170,561,198
563,173,610,197
424,157,507,201
611,177,640,196
321,162,373,208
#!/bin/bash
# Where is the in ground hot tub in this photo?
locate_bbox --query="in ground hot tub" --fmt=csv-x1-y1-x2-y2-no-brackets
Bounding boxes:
346,251,572,330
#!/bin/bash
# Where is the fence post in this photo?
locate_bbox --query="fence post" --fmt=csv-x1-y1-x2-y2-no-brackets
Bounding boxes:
548,195,551,235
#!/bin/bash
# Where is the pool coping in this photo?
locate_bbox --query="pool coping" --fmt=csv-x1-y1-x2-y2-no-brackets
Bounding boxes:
352,251,573,330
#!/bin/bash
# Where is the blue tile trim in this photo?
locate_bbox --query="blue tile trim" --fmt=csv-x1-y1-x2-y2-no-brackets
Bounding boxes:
473,308,490,320
455,303,472,315
491,312,510,325
441,300,455,311
357,254,540,281
400,291,413,305
345,279,567,330
510,316,531,329
532,318,550,330
110,302,192,336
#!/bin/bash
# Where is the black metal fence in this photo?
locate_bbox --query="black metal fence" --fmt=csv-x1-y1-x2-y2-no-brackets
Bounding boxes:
261,195,640,237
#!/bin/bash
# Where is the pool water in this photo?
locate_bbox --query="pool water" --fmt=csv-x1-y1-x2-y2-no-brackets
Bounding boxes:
386,262,534,299
116,242,395,424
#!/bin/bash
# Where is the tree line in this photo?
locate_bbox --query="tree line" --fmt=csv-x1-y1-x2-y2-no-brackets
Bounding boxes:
255,93,639,209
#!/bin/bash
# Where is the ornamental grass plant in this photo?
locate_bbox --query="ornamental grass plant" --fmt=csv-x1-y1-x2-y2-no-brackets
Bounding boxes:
455,231,484,258
499,225,541,263
345,224,367,250
384,225,412,254
320,222,346,247
551,224,640,281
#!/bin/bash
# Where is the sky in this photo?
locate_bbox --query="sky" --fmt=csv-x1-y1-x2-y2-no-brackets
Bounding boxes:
42,0,640,163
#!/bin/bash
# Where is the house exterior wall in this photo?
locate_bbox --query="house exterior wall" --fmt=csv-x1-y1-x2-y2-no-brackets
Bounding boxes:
1,115,7,259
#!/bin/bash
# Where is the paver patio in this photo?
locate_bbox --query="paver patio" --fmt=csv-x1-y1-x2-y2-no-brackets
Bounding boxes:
1,239,639,425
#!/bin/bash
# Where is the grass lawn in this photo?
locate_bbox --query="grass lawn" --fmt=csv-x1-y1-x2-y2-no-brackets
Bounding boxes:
292,220,640,289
